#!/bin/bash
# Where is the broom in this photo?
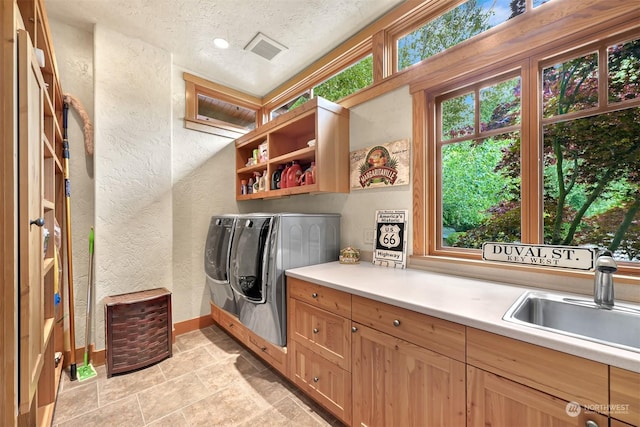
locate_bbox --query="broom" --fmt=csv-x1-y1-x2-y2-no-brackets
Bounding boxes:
77,227,97,381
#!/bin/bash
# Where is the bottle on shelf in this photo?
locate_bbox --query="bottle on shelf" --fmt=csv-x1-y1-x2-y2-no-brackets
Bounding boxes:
247,177,254,194
240,179,248,195
281,163,291,189
271,165,284,190
259,170,267,192
286,160,302,187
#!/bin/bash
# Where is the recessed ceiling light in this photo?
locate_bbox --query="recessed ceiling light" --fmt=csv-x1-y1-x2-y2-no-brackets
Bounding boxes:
214,38,229,49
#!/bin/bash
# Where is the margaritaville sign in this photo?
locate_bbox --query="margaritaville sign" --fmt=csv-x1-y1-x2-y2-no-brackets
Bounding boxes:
482,243,597,271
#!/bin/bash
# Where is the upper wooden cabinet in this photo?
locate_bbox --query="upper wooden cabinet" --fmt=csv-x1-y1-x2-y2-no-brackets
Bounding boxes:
235,97,349,200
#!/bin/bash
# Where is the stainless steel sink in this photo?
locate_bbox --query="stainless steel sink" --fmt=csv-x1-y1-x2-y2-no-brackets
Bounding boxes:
503,291,640,353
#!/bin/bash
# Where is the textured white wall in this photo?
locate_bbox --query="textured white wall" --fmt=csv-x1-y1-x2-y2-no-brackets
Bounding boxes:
49,21,95,350
171,67,239,322
93,26,173,347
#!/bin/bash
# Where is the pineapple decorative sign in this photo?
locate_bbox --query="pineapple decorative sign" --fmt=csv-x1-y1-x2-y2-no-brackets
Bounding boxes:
350,139,410,189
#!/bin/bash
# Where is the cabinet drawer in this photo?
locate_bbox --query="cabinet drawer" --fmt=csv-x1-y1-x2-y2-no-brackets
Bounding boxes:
610,366,640,426
288,277,351,317
217,307,247,343
351,295,465,362
290,298,351,370
467,328,608,409
290,340,351,425
246,331,287,377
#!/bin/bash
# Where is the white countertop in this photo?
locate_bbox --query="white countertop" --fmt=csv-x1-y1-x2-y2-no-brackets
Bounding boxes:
286,261,640,372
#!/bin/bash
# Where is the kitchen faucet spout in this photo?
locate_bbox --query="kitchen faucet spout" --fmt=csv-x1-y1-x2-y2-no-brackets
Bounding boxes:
594,250,617,309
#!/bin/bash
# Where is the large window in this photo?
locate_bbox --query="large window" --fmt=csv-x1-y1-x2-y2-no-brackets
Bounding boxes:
438,75,522,249
398,0,523,71
428,35,640,268
541,40,640,262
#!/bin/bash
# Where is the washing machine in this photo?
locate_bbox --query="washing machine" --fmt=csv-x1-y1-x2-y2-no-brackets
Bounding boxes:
204,214,238,314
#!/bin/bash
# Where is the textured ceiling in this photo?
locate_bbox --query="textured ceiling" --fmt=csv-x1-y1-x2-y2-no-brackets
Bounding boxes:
45,0,405,97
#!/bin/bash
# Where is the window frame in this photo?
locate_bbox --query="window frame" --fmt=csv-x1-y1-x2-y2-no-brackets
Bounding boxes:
183,72,263,138
416,27,640,276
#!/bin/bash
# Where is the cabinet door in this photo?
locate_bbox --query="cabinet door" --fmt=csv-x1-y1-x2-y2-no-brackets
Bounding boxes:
290,298,351,370
610,366,640,426
467,366,609,427
17,28,45,415
352,322,466,427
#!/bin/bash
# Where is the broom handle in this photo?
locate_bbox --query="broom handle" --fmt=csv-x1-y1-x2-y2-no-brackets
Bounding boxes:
83,228,94,363
63,101,77,380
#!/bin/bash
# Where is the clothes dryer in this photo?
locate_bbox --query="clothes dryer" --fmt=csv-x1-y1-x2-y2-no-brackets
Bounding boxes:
204,215,238,314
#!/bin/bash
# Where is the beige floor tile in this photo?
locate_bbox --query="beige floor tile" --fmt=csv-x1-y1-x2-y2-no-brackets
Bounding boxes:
174,327,217,352
159,345,220,380
145,410,189,427
53,382,99,425
238,395,334,427
53,326,341,426
57,395,143,427
180,382,258,426
98,364,166,404
137,372,212,423
194,353,260,392
204,335,245,359
243,368,296,405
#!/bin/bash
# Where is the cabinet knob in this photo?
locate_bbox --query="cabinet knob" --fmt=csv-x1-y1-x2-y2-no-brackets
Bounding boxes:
585,421,598,427
312,328,319,334
352,326,358,333
393,319,401,327
311,292,318,298
30,217,45,227
313,376,319,383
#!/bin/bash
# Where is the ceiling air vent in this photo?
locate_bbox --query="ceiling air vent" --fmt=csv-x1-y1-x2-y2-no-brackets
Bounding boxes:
244,32,287,61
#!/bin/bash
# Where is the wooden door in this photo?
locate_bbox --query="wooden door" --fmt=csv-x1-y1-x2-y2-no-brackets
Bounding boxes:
467,366,609,427
352,322,466,427
17,28,45,415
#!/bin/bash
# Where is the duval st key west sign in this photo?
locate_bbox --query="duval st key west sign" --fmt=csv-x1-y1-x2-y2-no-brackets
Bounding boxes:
482,243,596,271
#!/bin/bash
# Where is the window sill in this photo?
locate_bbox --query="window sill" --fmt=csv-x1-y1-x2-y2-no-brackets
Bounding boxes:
184,119,247,139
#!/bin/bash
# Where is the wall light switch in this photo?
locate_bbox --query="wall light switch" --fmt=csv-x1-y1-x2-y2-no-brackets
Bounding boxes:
364,229,375,244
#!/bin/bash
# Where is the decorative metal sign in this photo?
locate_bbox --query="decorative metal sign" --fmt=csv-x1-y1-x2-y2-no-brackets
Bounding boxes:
373,210,408,269
350,139,410,190
482,242,596,271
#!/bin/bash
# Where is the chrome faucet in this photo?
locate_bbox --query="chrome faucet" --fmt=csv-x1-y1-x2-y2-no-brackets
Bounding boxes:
594,250,617,309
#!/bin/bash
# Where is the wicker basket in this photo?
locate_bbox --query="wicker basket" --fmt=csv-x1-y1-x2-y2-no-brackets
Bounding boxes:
104,288,172,377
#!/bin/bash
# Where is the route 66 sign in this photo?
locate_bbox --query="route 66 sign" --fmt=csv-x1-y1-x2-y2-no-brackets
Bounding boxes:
373,210,408,268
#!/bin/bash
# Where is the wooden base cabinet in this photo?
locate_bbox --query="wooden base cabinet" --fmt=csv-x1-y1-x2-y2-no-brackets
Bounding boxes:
468,366,609,427
287,277,352,425
352,322,466,427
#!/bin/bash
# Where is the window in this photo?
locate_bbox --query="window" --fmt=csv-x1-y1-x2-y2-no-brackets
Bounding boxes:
183,73,261,138
313,55,373,102
269,55,373,120
541,40,640,263
270,90,311,120
397,0,525,71
437,75,522,249
426,34,640,269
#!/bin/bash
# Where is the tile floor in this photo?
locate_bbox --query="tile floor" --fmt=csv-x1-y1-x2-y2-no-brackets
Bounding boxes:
52,325,344,427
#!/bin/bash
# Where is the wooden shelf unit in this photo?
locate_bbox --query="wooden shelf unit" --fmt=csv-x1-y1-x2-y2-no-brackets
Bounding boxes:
235,96,350,200
16,0,66,425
